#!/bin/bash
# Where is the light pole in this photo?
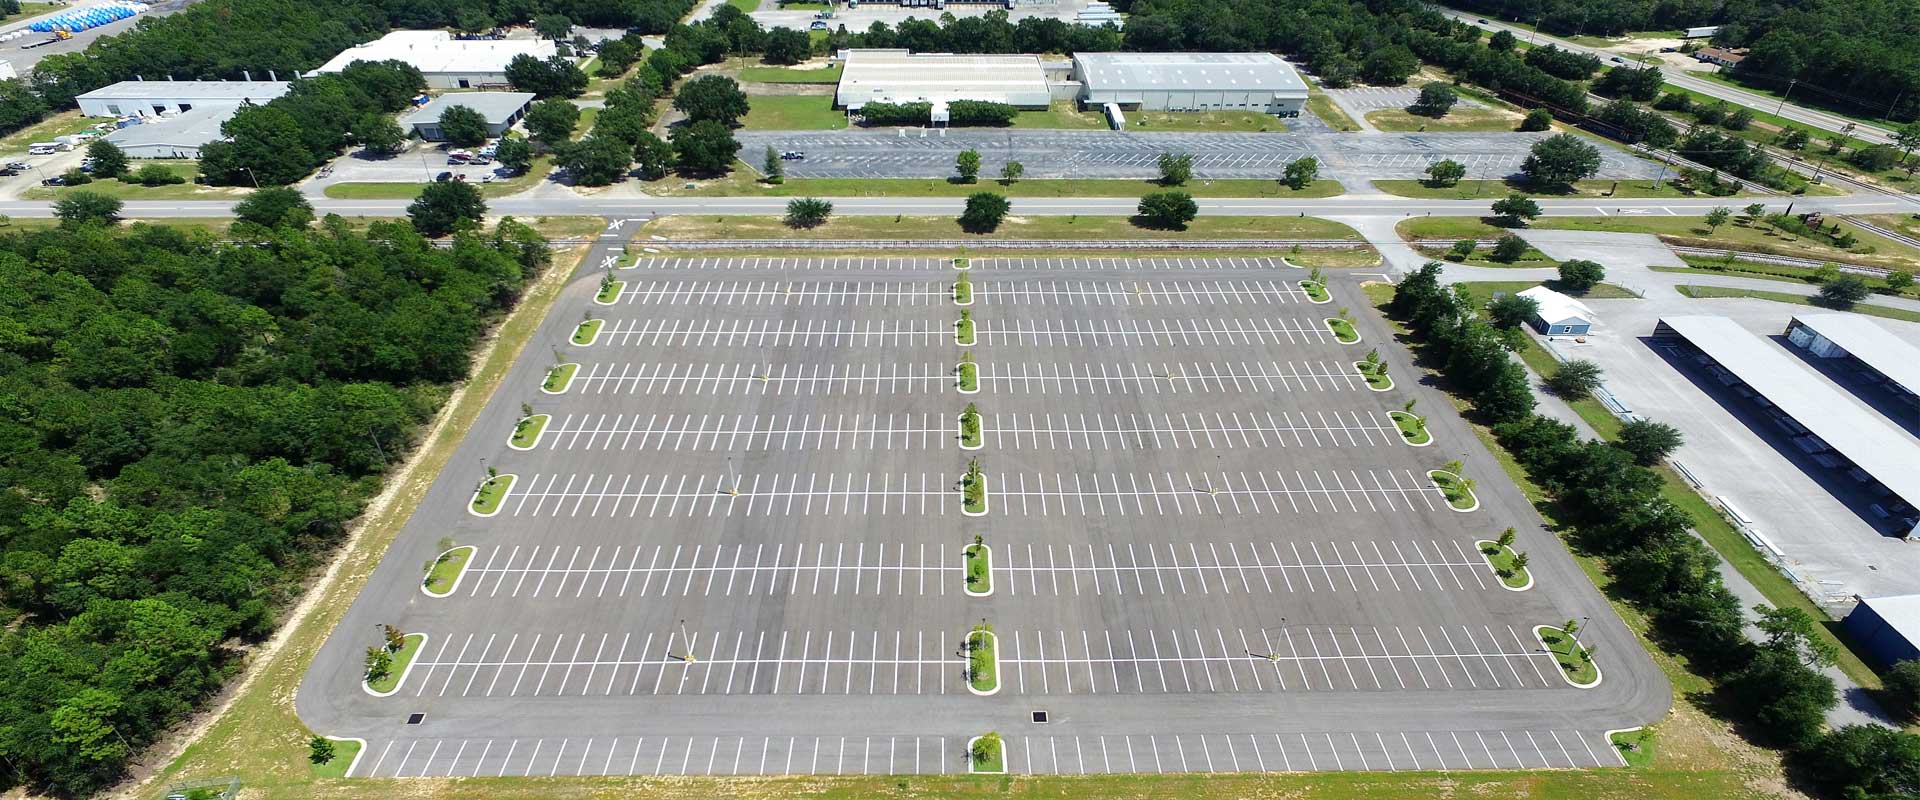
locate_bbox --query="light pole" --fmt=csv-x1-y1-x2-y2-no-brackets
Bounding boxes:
241,166,259,189
726,456,739,496
677,619,696,662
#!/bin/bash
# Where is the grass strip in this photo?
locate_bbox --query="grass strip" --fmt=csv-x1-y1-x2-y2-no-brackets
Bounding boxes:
510,414,550,449
543,363,578,392
1432,471,1475,510
1302,280,1331,302
470,475,515,515
423,548,471,594
1355,361,1392,390
966,626,997,692
964,543,991,593
1540,625,1600,685
1675,285,1920,323
307,738,361,779
1479,542,1531,589
960,409,982,448
1390,410,1432,445
1611,728,1656,768
365,634,423,694
571,318,603,345
1327,317,1360,343
595,281,624,303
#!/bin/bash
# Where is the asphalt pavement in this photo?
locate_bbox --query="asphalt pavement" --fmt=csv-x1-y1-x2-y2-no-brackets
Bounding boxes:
292,248,1670,778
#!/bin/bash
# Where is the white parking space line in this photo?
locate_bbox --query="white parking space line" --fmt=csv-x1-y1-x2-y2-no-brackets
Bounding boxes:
585,317,1343,348
532,410,1406,452
453,539,1490,600
397,624,1560,698
561,361,1368,396
498,469,1447,518
611,279,1310,306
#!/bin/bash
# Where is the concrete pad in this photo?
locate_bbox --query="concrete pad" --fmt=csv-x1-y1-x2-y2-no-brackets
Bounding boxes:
1512,229,1681,270
1514,229,1687,268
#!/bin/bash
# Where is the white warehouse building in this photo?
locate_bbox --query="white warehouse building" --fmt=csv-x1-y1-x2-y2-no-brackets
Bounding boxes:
1072,52,1308,115
75,79,290,118
835,49,1052,110
311,30,557,89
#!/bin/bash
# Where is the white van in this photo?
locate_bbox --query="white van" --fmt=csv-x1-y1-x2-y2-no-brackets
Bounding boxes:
26,143,57,155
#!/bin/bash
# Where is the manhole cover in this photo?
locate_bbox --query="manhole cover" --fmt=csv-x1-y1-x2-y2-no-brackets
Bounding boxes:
1031,711,1049,723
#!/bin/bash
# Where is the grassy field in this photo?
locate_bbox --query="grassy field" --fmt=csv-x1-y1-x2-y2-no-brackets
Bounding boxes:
0,1,58,24
742,95,847,129
1397,215,1920,272
1373,178,1761,199
24,162,244,200
1366,106,1520,132
648,168,1346,198
1305,89,1360,132
1288,248,1384,268
1661,254,1918,296
738,63,842,84
641,214,1363,242
725,0,760,10
0,110,96,155
1010,102,1108,130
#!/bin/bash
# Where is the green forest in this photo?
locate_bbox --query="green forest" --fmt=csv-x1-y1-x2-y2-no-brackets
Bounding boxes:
0,215,552,796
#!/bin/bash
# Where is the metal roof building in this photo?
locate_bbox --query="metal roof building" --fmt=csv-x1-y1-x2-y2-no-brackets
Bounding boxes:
1071,52,1307,115
1785,314,1920,410
1653,315,1920,537
834,49,1052,110
101,105,244,159
312,31,557,89
76,80,289,117
1518,285,1594,336
1844,594,1920,666
403,91,535,140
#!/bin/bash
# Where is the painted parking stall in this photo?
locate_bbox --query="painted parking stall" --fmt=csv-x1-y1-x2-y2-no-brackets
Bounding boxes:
531,410,1409,452
350,726,1624,778
608,279,1311,306
560,361,1368,396
495,468,1447,518
447,538,1493,600
387,623,1559,699
586,317,1345,348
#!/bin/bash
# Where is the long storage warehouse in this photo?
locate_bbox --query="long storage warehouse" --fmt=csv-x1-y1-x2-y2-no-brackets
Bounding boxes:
1653,315,1920,537
835,49,1052,110
1844,594,1920,666
1785,314,1920,415
1071,52,1307,115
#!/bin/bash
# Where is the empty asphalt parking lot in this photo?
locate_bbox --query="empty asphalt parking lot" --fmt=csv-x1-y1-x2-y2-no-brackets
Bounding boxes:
731,129,1661,181
297,247,1667,779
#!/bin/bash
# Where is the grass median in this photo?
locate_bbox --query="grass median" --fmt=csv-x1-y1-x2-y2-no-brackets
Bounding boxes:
572,318,603,345
511,414,550,448
966,624,998,693
964,542,991,594
1390,410,1432,445
365,634,423,694
1326,316,1360,343
1540,625,1600,685
423,547,471,594
470,475,515,515
1479,541,1531,589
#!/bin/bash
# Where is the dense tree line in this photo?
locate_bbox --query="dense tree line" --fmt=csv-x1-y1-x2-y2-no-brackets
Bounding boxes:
0,214,551,796
1388,263,1920,800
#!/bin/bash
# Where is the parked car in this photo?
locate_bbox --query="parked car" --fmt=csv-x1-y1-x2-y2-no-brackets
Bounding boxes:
809,20,828,30
435,171,453,182
1611,56,1626,63
5,161,29,171
780,151,806,160
40,176,65,186
1476,17,1489,23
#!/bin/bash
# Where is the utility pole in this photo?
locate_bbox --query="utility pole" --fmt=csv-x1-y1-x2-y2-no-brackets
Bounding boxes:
1774,78,1798,119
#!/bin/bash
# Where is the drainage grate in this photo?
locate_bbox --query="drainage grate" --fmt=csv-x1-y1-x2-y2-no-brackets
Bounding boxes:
406,713,425,725
1031,711,1049,723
